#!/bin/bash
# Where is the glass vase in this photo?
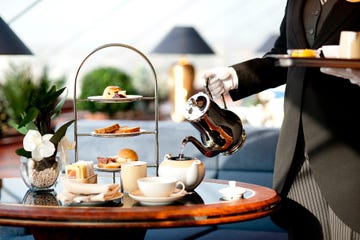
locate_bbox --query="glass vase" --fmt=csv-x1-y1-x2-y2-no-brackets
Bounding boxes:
20,155,61,191
22,189,60,206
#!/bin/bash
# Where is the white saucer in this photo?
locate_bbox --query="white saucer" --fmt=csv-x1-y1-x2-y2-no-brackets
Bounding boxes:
219,186,247,201
94,164,121,172
129,189,186,206
90,129,145,138
64,192,123,206
87,95,143,103
218,181,249,201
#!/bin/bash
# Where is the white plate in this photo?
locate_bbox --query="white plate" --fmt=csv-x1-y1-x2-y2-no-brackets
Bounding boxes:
94,164,121,172
65,192,123,206
90,129,145,138
87,95,143,103
129,189,186,206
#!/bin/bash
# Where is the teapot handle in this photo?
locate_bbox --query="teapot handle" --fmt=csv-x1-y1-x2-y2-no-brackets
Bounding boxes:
205,78,228,109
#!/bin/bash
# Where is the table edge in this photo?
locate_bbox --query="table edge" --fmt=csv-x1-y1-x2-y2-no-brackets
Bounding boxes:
0,178,281,228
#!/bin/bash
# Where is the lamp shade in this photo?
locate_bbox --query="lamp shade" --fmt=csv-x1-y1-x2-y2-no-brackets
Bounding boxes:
152,26,214,55
0,17,32,55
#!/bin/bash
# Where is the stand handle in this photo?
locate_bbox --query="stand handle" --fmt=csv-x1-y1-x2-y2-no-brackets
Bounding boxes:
72,43,159,174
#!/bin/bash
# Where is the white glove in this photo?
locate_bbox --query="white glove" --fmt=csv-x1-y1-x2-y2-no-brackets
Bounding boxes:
320,67,360,86
202,67,238,98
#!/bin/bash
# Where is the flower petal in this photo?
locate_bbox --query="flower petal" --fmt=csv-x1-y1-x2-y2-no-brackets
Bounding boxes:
42,134,54,141
31,140,56,160
31,148,43,161
59,136,75,150
39,141,56,158
23,130,42,151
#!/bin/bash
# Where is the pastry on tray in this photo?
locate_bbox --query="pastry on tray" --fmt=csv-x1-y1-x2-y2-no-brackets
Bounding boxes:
102,86,127,99
114,126,141,134
288,49,318,58
65,161,97,183
94,123,120,134
97,148,138,169
94,123,140,134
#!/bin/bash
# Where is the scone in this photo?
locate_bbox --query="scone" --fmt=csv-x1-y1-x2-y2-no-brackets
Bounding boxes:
97,148,138,169
116,148,138,163
102,86,126,99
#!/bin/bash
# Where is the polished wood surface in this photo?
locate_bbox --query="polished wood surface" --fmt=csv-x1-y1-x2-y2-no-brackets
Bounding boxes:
0,178,280,240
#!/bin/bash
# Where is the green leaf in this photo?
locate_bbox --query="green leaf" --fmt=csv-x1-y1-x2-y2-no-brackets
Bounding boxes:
52,88,68,119
8,120,26,135
8,119,37,135
19,107,39,128
16,148,32,158
50,120,75,145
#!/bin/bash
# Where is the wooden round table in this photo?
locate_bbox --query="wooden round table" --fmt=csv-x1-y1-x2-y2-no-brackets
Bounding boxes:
0,177,280,240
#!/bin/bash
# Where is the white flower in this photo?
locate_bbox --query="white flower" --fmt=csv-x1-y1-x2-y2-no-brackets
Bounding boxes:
58,136,75,151
58,136,75,165
23,130,55,161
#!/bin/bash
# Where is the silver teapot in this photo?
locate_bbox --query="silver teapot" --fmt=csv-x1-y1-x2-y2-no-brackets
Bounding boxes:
183,91,246,157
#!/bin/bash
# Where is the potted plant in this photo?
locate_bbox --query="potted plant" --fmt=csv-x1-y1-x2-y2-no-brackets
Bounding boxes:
0,63,74,191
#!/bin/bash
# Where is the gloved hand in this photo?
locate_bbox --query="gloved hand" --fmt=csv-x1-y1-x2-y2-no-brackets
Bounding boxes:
320,67,360,86
202,67,238,98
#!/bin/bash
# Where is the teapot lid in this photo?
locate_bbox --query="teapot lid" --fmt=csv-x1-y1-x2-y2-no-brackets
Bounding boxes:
183,92,210,121
167,155,194,161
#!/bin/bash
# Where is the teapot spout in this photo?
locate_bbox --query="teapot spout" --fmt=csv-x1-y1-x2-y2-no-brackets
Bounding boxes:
182,136,219,158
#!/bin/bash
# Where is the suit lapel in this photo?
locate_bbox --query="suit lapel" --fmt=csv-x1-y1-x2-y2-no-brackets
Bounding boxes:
315,1,360,47
288,0,308,48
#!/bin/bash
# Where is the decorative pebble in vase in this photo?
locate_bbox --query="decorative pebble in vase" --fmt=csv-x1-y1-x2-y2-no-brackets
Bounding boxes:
20,156,62,191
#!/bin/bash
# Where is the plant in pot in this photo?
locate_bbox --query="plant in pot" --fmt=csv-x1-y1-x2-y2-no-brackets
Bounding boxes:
0,97,9,138
77,67,138,118
0,64,74,191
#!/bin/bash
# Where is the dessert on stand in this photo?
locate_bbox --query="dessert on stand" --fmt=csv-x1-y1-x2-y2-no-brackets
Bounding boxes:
59,43,159,204
72,43,159,170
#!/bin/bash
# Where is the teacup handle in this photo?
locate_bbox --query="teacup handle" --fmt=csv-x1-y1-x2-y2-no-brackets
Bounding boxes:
170,181,186,197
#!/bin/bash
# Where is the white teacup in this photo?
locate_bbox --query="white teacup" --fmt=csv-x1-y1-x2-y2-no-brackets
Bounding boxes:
339,31,360,59
121,161,147,193
319,45,339,58
137,176,185,197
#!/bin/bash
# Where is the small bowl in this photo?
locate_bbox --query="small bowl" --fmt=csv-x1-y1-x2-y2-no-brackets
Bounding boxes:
318,45,339,58
219,181,247,201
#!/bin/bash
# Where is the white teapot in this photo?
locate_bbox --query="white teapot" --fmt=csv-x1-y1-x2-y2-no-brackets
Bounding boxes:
158,154,205,191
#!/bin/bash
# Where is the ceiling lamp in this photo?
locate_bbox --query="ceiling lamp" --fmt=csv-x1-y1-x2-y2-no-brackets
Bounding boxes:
152,26,214,122
0,16,32,55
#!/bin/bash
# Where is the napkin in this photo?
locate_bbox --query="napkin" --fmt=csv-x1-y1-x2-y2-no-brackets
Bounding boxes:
57,179,121,204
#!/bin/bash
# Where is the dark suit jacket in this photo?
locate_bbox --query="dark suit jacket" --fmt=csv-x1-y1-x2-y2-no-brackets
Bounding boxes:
228,0,360,232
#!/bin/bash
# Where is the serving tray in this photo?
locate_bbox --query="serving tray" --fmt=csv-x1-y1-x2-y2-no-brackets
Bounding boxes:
270,55,360,68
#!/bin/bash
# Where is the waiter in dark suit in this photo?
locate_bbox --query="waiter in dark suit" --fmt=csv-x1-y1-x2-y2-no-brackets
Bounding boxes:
202,0,360,239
